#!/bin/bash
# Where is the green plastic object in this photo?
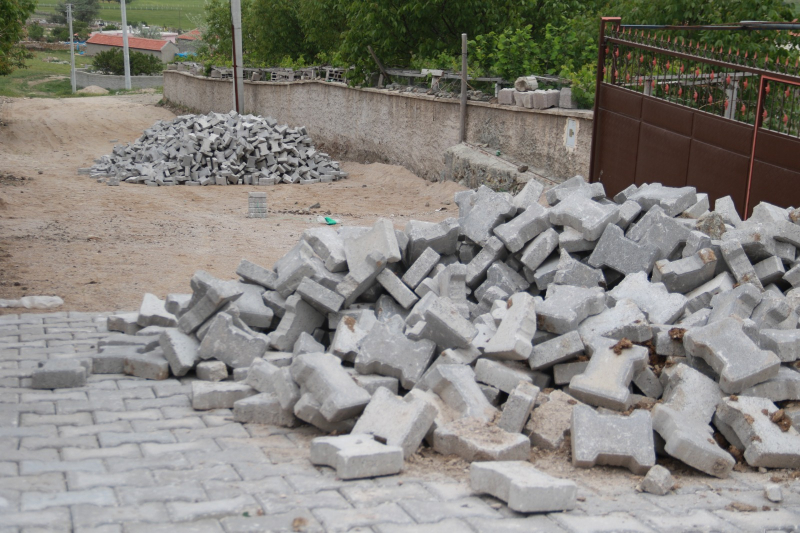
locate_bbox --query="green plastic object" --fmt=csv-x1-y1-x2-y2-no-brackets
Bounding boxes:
496,150,501,156
325,217,338,225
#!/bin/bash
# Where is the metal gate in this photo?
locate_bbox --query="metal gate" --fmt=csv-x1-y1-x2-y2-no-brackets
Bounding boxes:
589,18,800,217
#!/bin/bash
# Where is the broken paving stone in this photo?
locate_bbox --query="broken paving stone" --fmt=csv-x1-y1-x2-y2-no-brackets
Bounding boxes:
684,317,780,393
433,417,531,462
536,285,605,335
269,294,325,352
351,387,436,458
716,395,800,468
330,311,377,363
640,465,674,495
310,434,404,480
159,328,200,377
137,293,177,328
301,227,347,273
571,404,655,474
525,390,583,450
405,218,460,265
418,364,498,422
470,461,577,513
293,331,325,355
568,336,648,410
719,240,764,290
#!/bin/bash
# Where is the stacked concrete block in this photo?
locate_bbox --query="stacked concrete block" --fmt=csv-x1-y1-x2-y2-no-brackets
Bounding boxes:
87,111,347,187
247,192,267,218
88,178,800,479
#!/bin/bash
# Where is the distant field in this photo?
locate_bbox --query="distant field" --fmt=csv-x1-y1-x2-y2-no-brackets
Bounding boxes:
35,0,206,31
0,50,92,98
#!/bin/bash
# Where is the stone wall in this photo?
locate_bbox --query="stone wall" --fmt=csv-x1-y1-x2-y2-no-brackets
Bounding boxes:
76,69,164,91
163,70,592,184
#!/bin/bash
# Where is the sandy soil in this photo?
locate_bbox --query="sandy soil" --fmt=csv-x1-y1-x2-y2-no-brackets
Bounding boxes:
0,94,465,314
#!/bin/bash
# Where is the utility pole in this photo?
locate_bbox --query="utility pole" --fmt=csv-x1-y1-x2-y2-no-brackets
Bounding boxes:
67,3,76,93
120,0,131,90
230,0,244,113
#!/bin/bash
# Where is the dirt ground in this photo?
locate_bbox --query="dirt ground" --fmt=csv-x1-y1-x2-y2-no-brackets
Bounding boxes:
0,94,465,314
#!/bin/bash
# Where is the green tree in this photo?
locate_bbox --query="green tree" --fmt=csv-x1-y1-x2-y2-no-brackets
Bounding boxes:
27,22,45,41
52,0,100,24
93,48,163,75
0,0,36,75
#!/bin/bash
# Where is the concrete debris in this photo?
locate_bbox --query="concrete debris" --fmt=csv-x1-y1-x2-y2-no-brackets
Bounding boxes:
86,111,347,186
75,178,800,484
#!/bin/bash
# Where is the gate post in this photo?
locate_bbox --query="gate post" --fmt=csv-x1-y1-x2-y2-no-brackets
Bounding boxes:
589,17,621,183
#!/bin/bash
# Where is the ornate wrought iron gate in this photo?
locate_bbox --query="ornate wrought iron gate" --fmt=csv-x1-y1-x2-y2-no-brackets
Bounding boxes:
589,18,800,217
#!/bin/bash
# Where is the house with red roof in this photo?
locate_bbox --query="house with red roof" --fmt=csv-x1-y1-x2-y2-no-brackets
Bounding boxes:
85,33,179,62
176,28,202,53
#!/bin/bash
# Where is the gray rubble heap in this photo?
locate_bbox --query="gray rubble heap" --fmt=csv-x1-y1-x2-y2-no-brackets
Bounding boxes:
81,178,800,498
84,111,347,186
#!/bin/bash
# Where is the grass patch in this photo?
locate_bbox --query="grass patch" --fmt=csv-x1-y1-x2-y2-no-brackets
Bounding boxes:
36,0,206,31
1,50,96,98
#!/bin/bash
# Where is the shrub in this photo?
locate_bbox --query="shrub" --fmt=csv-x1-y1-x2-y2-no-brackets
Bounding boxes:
27,23,44,41
92,48,163,76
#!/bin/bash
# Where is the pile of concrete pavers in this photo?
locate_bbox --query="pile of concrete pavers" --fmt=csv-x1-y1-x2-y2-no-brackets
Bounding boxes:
36,176,800,513
498,86,577,110
81,111,347,187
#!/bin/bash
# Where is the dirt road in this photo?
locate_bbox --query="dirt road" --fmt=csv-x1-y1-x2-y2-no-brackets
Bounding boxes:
0,95,464,314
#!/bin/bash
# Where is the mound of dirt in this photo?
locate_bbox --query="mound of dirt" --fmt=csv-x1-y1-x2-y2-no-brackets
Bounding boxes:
77,85,109,95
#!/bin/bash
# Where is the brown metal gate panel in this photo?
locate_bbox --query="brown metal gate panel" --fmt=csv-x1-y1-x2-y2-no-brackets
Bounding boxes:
589,19,800,218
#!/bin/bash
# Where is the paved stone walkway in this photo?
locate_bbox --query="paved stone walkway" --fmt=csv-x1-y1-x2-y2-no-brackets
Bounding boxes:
1,312,799,532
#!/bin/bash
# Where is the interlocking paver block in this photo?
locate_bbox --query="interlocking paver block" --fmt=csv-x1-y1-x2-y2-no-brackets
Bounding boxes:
177,271,243,334
377,269,419,310
330,311,377,362
626,205,693,261
405,218,460,264
552,249,605,288
607,272,686,325
493,204,551,253
31,360,88,389
529,331,584,370
343,218,402,271
719,240,764,290
293,331,325,355
195,360,227,382
433,417,531,461
352,387,436,458
628,183,697,217
536,285,605,335
651,363,734,478
107,312,141,335
716,395,800,468
483,292,537,360
497,382,539,434
588,224,659,275
418,364,498,422
310,434,403,479
461,186,517,246
233,392,298,426
470,461,576,513
707,282,762,324
548,193,619,241
740,366,800,402
137,293,177,328
652,248,717,294
408,294,477,349
757,328,800,363
236,258,278,290
402,247,441,289
577,299,652,344
714,195,742,227
684,317,780,393
569,336,648,410
301,226,347,272
159,328,200,377
336,251,388,307
512,179,545,212
296,277,345,314
291,352,371,422
519,228,559,272
123,350,170,381
753,255,786,286
191,381,257,410
269,294,325,352
466,237,508,288
545,175,603,205
570,404,655,474
356,316,436,389
474,359,539,395
685,272,735,314
197,312,267,369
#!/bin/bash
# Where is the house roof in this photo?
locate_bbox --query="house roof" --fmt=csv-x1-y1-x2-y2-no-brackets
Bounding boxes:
177,29,202,41
86,33,170,51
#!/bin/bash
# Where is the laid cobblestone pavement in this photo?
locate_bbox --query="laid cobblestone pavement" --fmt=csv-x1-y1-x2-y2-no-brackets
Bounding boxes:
1,312,799,532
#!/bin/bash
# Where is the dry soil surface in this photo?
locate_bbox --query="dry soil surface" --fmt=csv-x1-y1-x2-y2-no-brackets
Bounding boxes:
0,94,465,314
